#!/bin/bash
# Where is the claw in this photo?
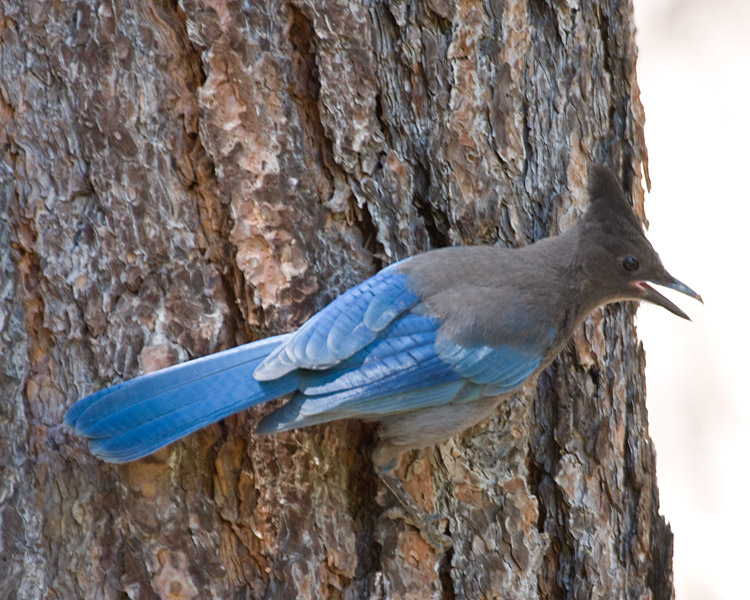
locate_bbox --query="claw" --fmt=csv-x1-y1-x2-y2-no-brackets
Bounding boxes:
378,470,453,551
383,504,452,551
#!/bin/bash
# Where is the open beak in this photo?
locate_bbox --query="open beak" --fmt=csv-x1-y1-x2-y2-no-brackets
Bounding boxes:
633,274,703,321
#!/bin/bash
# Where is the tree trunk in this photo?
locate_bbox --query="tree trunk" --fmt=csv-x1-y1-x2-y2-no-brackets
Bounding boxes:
0,1,673,598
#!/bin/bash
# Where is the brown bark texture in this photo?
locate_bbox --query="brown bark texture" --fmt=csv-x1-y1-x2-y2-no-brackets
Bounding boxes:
0,0,673,598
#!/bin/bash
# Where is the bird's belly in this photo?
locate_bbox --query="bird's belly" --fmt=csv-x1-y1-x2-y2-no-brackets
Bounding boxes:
376,395,503,452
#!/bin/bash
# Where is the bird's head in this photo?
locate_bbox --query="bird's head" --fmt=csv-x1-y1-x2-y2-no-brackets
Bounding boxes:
577,165,702,320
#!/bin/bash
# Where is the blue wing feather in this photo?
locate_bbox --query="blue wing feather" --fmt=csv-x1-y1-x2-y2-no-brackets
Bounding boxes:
363,283,420,330
434,329,553,395
298,354,461,416
294,314,460,412
254,261,419,380
256,314,550,432
299,314,439,394
257,380,473,433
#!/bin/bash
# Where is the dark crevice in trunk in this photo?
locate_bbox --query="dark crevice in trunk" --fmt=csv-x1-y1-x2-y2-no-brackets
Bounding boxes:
413,161,450,249
438,542,456,600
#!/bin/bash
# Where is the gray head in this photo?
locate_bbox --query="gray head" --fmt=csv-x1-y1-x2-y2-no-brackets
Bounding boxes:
577,165,702,319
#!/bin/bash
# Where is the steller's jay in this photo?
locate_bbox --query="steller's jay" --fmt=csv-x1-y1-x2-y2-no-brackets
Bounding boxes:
64,165,701,549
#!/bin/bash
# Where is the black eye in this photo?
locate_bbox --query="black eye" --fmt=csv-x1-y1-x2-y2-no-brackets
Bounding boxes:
622,256,639,272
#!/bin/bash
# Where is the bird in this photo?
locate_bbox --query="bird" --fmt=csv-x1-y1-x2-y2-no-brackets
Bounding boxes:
64,164,701,549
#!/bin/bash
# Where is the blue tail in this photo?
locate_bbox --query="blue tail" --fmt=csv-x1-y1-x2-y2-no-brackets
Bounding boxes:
65,334,296,463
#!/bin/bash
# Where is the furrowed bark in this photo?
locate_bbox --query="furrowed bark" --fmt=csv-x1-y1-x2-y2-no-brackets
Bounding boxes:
0,1,671,598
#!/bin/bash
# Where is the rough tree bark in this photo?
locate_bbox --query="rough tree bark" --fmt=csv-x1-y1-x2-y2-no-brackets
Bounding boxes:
0,1,673,598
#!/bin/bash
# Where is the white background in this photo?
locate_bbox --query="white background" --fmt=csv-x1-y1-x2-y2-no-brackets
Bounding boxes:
633,1,750,598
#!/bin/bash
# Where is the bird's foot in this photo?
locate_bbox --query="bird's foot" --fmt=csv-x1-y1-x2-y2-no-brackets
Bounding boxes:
383,503,452,551
378,470,452,551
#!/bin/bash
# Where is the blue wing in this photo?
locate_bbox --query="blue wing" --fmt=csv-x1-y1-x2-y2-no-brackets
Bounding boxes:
433,331,549,394
256,311,551,433
254,260,420,380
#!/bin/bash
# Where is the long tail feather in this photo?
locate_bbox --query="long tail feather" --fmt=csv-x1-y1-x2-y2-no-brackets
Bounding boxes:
65,334,296,463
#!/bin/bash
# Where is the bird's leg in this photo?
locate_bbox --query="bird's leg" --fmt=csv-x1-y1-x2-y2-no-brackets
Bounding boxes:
373,445,451,551
377,469,452,551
